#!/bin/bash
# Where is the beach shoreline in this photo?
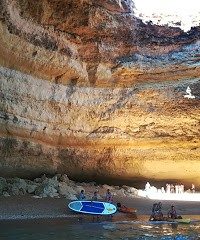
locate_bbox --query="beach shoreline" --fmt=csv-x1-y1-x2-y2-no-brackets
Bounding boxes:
0,174,200,223
1,194,200,222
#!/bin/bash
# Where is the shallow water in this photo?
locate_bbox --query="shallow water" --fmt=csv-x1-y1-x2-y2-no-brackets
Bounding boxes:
1,219,200,240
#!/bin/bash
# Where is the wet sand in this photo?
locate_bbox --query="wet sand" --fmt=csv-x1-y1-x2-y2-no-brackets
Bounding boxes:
1,195,200,222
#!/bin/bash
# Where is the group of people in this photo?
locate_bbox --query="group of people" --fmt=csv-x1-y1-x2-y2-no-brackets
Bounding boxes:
149,202,182,221
145,182,196,194
78,189,113,203
78,189,113,221
166,183,184,194
78,188,183,222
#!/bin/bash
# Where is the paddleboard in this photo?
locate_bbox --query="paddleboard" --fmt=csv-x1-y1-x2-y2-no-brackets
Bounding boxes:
68,201,117,215
175,218,191,224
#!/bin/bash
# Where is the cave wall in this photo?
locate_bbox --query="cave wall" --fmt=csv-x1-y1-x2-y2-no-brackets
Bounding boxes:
0,0,200,185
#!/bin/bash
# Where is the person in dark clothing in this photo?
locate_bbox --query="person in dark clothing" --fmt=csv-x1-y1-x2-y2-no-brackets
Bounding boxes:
167,205,182,219
149,202,163,221
92,191,98,201
79,190,86,200
105,189,113,203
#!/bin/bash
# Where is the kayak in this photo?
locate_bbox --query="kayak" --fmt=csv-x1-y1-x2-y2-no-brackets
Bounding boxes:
175,218,191,224
150,218,191,224
118,206,137,214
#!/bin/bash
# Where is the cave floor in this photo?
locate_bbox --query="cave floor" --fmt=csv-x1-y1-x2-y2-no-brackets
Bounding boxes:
1,194,200,221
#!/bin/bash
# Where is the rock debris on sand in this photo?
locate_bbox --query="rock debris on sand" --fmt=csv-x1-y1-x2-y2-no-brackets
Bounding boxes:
0,174,200,221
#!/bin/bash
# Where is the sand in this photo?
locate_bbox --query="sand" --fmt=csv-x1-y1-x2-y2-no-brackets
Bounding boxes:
1,194,200,222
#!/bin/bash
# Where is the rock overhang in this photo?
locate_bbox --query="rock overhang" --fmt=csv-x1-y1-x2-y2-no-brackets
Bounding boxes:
0,0,199,185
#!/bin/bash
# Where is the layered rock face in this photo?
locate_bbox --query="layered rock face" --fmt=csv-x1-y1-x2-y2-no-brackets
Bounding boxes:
0,0,200,186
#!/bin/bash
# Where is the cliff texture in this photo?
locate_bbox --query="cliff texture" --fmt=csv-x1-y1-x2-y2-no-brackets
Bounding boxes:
0,0,200,186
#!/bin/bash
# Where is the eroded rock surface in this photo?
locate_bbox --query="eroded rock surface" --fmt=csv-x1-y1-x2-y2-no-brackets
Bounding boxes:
0,0,200,186
0,174,138,200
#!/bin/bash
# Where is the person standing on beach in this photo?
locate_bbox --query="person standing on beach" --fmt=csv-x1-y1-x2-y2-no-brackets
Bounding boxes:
145,182,151,192
170,184,175,193
77,190,86,222
79,190,86,200
105,189,113,203
92,191,98,201
191,184,195,193
92,191,100,222
166,183,170,194
175,184,179,194
105,189,113,220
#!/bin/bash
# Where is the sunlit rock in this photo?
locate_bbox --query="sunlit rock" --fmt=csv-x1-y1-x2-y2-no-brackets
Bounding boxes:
0,0,200,186
133,0,200,32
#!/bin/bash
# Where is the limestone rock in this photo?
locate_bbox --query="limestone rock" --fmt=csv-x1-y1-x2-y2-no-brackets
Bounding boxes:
34,177,59,197
7,178,27,195
34,174,47,183
0,0,200,186
0,178,7,195
102,185,115,190
59,174,70,184
58,182,77,200
42,177,59,189
2,191,10,197
75,186,86,194
10,185,20,195
27,184,38,194
122,185,138,195
113,189,126,197
34,184,58,198
54,174,62,181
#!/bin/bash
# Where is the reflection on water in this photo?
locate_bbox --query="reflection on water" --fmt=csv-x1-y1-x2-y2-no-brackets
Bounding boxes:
0,219,200,240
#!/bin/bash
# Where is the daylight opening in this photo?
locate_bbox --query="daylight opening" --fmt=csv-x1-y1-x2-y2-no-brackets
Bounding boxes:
132,0,200,32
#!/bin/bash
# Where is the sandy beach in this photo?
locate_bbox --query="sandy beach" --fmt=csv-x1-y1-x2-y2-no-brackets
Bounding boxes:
1,194,200,222
0,175,199,223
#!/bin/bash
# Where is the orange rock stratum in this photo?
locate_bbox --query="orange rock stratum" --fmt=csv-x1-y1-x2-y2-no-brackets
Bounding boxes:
0,0,200,186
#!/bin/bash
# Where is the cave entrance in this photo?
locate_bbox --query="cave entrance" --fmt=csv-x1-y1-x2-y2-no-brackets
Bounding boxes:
132,0,200,32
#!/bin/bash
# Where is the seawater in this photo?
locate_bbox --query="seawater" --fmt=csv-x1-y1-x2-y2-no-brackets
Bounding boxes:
0,219,200,240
